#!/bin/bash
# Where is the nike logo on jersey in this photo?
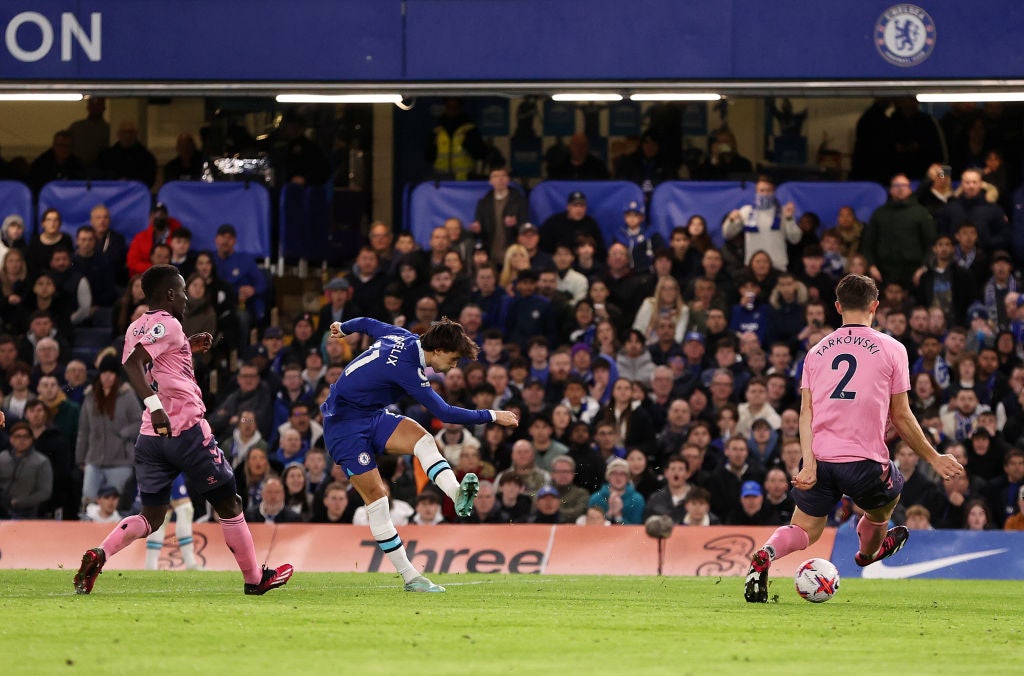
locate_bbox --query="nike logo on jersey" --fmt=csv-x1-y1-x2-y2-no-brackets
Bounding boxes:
860,548,1008,579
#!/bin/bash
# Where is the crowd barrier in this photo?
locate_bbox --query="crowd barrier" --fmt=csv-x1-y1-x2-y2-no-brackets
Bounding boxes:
406,179,891,251
0,180,33,229
157,181,271,257
38,180,152,240
3,523,1019,579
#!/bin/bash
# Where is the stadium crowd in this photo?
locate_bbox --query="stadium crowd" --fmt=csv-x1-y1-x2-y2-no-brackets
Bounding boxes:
1,99,1024,536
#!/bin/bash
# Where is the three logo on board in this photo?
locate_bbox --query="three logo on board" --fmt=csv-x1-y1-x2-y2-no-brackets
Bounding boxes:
875,4,936,67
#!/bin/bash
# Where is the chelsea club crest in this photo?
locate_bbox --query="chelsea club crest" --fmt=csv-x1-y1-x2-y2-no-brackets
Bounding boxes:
357,452,371,466
875,4,936,67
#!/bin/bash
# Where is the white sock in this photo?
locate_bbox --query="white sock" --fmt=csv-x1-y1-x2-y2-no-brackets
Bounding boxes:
174,502,198,570
365,496,418,583
145,511,171,570
413,434,459,501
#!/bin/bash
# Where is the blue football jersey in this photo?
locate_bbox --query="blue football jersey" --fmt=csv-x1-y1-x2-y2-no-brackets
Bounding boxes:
321,318,492,426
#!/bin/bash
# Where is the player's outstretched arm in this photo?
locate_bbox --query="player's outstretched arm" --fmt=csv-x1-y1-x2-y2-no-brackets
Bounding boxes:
402,368,518,427
331,317,399,341
889,391,963,479
124,345,171,438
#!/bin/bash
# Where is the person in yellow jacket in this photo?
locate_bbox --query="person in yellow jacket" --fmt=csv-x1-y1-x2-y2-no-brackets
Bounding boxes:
427,98,488,180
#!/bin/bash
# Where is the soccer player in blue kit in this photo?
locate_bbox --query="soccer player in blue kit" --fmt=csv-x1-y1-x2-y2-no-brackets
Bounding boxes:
325,317,519,592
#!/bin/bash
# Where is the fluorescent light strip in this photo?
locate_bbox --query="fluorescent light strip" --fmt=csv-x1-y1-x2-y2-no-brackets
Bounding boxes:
551,93,623,102
630,93,721,101
0,93,83,102
917,92,1024,103
276,94,403,104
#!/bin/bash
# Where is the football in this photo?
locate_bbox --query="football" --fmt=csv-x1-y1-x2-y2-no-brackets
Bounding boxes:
794,557,840,603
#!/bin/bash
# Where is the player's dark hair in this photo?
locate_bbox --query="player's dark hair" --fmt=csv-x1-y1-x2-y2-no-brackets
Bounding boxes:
141,264,182,302
421,317,480,360
835,273,878,312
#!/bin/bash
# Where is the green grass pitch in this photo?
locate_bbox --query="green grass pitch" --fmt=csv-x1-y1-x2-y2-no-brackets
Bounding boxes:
1,570,1020,675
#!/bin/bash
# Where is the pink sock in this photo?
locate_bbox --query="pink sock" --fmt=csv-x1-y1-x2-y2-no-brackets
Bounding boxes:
856,516,887,557
763,524,810,561
220,513,261,585
100,514,152,558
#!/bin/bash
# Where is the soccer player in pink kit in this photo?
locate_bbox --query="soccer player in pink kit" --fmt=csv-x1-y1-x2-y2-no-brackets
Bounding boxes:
744,274,963,603
74,265,293,595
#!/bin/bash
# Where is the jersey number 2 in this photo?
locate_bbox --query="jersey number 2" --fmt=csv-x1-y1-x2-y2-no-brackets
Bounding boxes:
829,353,857,400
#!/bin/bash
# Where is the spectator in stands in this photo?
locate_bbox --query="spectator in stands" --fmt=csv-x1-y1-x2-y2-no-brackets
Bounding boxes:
612,200,665,274
37,373,80,450
539,191,607,261
83,485,123,523
72,225,116,308
762,467,795,524
210,361,274,441
0,421,53,519
722,176,800,271
1003,485,1024,531
3,361,32,421
929,470,976,529
504,268,556,350
694,129,754,180
548,133,609,181
244,476,303,524
113,275,146,337
626,447,661,498
472,165,528,262
603,243,649,318
87,204,129,286
126,203,180,278
47,246,92,328
494,439,550,497
547,454,590,523
528,414,569,472
706,436,764,520
491,473,532,524
0,248,29,332
26,208,73,277
725,480,780,525
75,355,140,507
309,480,352,524
918,242,976,332
601,375,656,456
62,360,88,405
587,457,645,525
516,222,554,272
235,446,273,510
0,214,26,262
214,223,267,324
427,98,487,181
167,227,197,280
735,378,782,436
643,454,692,524
348,247,388,319
615,131,677,202
24,273,71,339
97,120,157,187
427,264,467,320
984,449,1024,528
23,398,75,519
861,173,936,288
916,163,954,217
529,485,564,524
939,171,1005,256
411,489,447,525
317,277,356,342
27,332,67,388
68,97,109,169
617,330,655,384
163,133,204,182
224,408,266,470
28,130,85,194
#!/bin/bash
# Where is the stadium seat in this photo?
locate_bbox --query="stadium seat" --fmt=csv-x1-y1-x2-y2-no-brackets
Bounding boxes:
0,180,33,232
406,181,524,248
649,181,756,245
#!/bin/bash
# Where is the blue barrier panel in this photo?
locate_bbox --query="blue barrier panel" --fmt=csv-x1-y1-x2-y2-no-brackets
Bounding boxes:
832,523,1024,580
38,180,151,239
649,181,756,246
528,180,644,249
408,181,491,248
157,181,270,257
0,181,33,232
776,181,888,229
279,184,310,259
306,184,333,263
